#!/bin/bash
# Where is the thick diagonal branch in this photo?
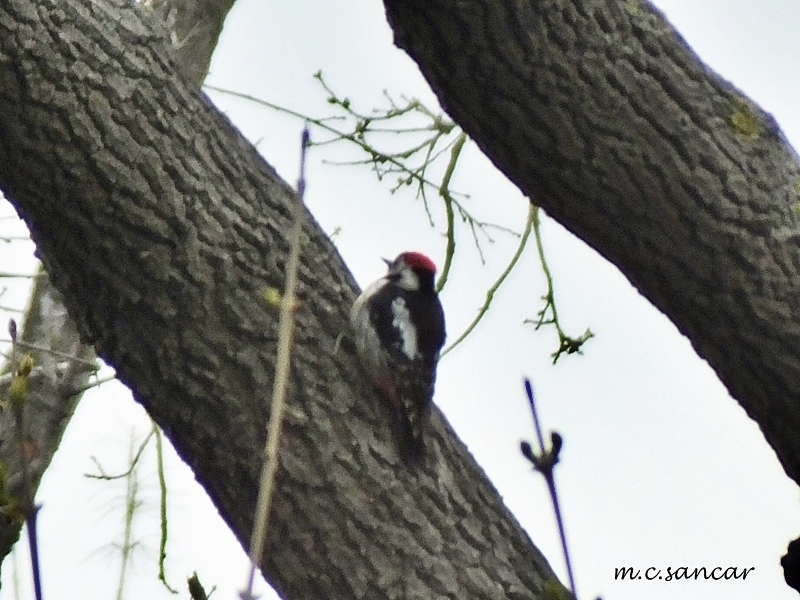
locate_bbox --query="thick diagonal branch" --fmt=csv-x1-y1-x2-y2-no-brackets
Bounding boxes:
0,0,234,566
0,1,560,598
383,0,800,484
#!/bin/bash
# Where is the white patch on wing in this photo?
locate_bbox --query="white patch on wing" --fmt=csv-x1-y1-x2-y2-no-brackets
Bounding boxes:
391,296,419,359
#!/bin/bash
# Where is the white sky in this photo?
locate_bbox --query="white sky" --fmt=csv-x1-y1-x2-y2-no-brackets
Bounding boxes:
3,1,800,599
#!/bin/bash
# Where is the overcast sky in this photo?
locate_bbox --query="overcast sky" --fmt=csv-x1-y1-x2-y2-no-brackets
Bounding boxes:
3,1,800,599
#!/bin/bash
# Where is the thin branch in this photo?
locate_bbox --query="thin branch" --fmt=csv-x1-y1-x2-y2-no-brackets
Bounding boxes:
0,305,25,313
204,83,444,184
0,273,43,279
66,374,117,398
85,429,155,480
242,128,309,600
519,379,576,598
115,436,143,600
153,423,177,593
25,508,42,600
436,132,467,292
441,203,535,356
208,77,541,354
526,207,594,363
0,338,100,370
204,80,510,252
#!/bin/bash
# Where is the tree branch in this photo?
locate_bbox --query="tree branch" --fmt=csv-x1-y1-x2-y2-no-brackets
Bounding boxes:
0,0,235,567
383,0,800,485
0,272,96,561
0,0,562,598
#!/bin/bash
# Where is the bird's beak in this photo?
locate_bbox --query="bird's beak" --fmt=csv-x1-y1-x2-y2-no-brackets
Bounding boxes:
382,257,393,268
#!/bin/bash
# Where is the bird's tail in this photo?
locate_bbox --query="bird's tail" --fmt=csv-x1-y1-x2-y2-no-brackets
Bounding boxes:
390,399,429,463
376,376,433,463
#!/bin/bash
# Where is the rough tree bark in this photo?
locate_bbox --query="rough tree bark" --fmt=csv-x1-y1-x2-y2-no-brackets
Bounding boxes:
0,0,233,563
144,0,235,90
0,0,560,599
0,0,797,598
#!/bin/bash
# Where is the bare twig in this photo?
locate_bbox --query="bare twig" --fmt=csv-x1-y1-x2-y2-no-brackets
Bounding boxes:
85,429,155,480
204,78,513,258
526,207,593,363
154,423,177,593
25,506,42,600
442,203,535,357
209,78,588,359
114,436,143,600
519,379,576,598
0,272,43,279
66,374,117,398
0,338,100,370
435,132,467,293
241,127,309,600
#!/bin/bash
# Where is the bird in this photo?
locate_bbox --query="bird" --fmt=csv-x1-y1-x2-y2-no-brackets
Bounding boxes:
350,251,446,461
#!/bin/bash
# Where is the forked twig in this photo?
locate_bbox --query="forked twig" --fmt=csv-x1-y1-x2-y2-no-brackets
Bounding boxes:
519,379,576,598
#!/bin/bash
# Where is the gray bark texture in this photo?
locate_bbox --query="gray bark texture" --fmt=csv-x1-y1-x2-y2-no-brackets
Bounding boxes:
0,0,561,599
0,0,797,597
382,0,800,482
144,0,235,89
0,0,232,566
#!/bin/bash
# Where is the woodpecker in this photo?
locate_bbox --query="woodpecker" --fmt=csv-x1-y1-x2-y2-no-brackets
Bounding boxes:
350,251,446,461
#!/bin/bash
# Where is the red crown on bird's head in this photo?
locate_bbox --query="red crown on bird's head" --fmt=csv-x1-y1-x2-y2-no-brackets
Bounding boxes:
396,251,437,274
